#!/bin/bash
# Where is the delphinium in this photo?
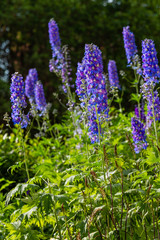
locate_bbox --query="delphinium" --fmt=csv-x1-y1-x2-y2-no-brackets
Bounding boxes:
34,80,51,137
123,26,142,117
34,81,47,115
10,72,29,128
25,68,38,103
122,26,138,66
131,117,147,153
48,18,72,96
10,72,30,179
108,60,122,112
48,18,63,75
76,44,108,143
108,60,120,90
141,39,160,144
76,61,87,108
142,39,160,82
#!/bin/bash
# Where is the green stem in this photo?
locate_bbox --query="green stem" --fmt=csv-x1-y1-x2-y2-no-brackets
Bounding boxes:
53,199,62,240
84,118,89,161
19,125,30,180
36,116,41,132
135,83,141,118
95,107,107,182
48,181,62,240
133,61,141,118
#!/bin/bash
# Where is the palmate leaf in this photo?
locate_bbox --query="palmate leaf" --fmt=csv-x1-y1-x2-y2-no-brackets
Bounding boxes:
6,183,39,205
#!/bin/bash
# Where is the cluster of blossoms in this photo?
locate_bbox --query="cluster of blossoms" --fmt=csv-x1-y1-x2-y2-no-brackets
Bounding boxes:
76,44,108,143
25,68,47,116
122,26,148,153
141,39,160,124
25,68,38,103
10,69,48,128
142,39,160,82
108,60,120,89
48,18,72,93
75,62,87,105
122,26,138,65
146,90,160,121
48,19,63,74
122,27,160,152
34,81,47,113
10,72,29,128
131,117,147,153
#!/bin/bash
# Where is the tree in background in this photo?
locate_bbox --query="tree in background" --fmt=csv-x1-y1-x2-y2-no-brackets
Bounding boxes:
0,0,160,123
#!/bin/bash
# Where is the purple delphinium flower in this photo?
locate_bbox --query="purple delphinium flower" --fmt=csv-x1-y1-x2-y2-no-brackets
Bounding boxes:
48,18,63,74
48,19,72,94
10,72,29,128
122,26,138,65
142,39,160,82
34,81,47,113
84,44,108,114
76,61,87,105
141,81,160,124
48,18,61,52
49,52,64,75
88,112,100,143
77,44,108,143
108,60,120,89
147,90,160,121
25,68,38,102
131,117,147,153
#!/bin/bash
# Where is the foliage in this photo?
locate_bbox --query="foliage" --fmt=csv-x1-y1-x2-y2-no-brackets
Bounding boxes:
0,107,160,239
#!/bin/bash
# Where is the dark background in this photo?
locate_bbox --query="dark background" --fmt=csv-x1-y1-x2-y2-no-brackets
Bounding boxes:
0,0,160,123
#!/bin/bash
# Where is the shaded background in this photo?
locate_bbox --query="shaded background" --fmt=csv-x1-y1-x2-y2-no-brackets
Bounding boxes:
0,0,160,123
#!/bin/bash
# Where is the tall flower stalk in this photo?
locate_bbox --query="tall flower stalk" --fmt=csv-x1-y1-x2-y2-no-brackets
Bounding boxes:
34,81,47,113
122,26,138,65
141,39,160,145
76,44,108,143
25,68,38,104
123,26,142,116
10,72,29,128
76,44,109,183
48,18,73,103
10,72,30,179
